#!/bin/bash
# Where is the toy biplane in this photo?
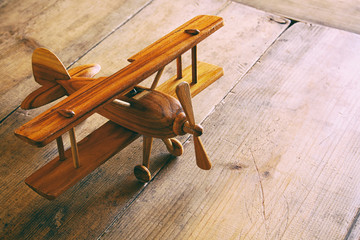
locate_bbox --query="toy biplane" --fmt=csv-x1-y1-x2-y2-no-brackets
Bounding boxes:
14,15,224,200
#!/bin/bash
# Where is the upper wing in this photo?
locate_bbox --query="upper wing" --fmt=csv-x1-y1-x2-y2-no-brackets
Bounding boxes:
15,15,224,147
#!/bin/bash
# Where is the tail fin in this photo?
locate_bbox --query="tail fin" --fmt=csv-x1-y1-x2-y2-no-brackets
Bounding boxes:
21,48,101,109
32,48,71,85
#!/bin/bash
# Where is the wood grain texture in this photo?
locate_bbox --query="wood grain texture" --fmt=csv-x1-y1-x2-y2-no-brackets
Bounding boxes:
99,88,183,138
156,61,223,98
235,0,360,34
14,15,224,147
0,0,152,120
100,22,360,239
25,121,139,200
0,1,290,239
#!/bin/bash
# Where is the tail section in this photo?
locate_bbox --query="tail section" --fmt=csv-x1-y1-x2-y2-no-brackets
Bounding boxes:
21,48,101,109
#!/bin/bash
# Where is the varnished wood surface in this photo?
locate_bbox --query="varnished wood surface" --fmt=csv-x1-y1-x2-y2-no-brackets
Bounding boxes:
25,122,139,199
14,15,224,147
5,0,359,239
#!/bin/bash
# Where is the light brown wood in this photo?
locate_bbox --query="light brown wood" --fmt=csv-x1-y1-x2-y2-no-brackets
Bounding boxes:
1,1,294,239
164,138,184,156
20,84,67,110
142,136,153,168
0,0,152,120
32,48,71,85
157,61,223,98
102,21,360,240
21,51,101,110
193,136,211,170
235,0,360,35
25,121,139,199
14,15,224,147
150,67,165,90
68,64,101,78
176,82,212,170
176,82,195,125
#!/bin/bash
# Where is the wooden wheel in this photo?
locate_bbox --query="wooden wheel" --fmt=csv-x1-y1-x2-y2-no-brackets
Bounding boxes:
169,138,183,156
134,165,151,182
162,138,184,156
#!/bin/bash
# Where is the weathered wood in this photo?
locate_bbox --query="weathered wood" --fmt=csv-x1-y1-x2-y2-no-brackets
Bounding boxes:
0,1,290,239
25,121,139,200
235,0,360,34
14,15,224,147
0,0,152,120
101,22,360,240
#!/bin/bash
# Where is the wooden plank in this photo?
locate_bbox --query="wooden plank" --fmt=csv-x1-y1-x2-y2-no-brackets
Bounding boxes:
156,61,223,98
235,0,360,35
0,1,290,239
25,121,139,200
0,0,151,121
100,22,360,239
14,15,224,147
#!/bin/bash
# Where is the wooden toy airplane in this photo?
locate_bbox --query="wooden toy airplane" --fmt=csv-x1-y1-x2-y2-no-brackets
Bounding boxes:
14,15,224,200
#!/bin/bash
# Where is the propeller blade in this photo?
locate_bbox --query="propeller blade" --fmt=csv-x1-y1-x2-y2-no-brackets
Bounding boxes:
175,82,195,125
32,48,70,85
194,136,211,170
176,81,212,170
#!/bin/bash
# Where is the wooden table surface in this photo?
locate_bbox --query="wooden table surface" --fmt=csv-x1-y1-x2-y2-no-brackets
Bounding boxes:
1,0,359,239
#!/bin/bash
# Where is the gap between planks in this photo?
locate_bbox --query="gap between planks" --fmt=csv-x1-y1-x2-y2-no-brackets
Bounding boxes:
0,1,154,125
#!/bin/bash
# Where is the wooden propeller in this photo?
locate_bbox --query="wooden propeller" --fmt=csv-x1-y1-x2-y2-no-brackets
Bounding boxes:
175,82,211,170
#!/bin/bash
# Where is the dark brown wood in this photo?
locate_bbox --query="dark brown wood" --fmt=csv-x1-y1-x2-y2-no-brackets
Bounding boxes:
15,15,224,147
25,121,139,200
185,29,200,35
98,87,182,138
191,45,197,84
56,136,66,161
177,55,183,79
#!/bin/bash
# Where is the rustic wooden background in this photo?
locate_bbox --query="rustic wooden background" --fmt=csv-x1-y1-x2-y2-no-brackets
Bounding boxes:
1,0,360,239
